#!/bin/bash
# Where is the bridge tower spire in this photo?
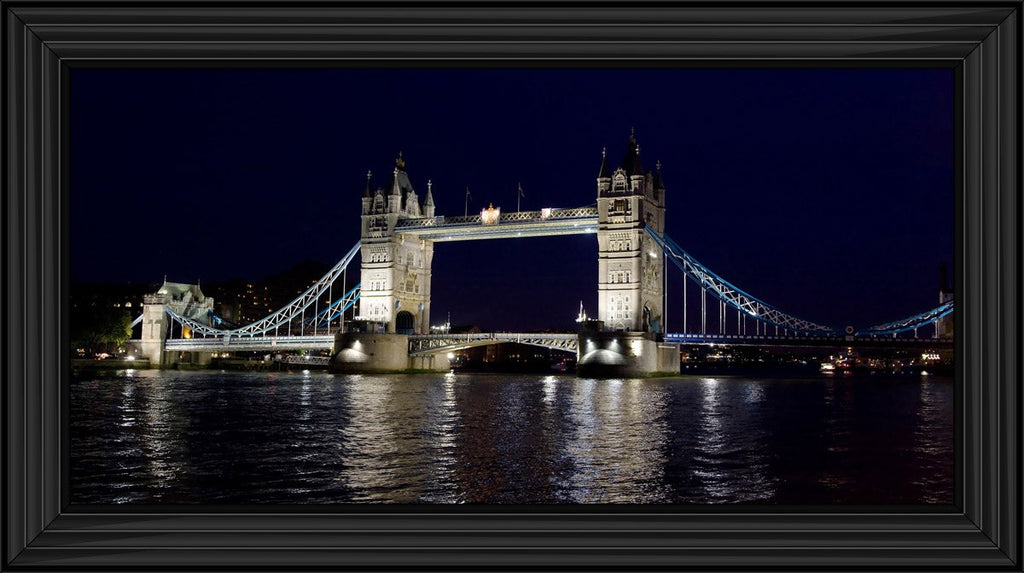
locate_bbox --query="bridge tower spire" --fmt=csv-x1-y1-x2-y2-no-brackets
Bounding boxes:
595,130,666,333
423,179,435,218
358,152,434,334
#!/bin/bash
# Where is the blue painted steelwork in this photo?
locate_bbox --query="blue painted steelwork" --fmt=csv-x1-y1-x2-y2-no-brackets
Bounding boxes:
858,299,954,336
208,310,238,329
663,332,953,346
648,227,838,336
303,284,361,328
162,242,362,339
666,333,837,344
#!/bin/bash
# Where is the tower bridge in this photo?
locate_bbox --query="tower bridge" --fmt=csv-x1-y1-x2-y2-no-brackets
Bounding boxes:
132,132,953,376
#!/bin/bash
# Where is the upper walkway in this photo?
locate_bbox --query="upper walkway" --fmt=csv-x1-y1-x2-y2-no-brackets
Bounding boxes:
393,207,598,241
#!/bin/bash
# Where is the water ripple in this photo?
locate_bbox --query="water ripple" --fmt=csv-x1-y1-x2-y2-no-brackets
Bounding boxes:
70,370,953,505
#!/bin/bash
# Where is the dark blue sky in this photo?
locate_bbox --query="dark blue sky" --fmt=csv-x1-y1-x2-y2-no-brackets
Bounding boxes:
71,69,953,332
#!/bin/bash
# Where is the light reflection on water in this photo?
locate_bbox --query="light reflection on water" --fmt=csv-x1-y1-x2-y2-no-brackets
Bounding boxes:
70,370,953,505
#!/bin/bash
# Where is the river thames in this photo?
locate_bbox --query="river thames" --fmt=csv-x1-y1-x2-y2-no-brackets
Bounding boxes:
70,369,953,505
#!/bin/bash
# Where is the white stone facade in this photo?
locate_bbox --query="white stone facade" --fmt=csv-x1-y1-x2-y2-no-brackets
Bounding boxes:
359,156,436,334
139,281,215,364
596,134,667,333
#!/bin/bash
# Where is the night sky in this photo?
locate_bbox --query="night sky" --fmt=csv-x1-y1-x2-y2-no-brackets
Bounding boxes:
71,69,953,333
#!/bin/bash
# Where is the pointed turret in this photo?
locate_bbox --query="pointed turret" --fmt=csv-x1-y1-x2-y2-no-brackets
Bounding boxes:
386,151,417,215
423,179,436,218
362,170,374,215
390,166,403,195
597,147,613,195
619,128,644,177
653,160,665,190
597,147,611,178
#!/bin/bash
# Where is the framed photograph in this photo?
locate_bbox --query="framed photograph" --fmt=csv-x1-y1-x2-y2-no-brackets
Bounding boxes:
4,2,1019,570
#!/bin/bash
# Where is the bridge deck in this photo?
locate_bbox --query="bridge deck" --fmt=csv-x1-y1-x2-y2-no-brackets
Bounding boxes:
665,333,953,348
159,331,951,354
164,335,335,352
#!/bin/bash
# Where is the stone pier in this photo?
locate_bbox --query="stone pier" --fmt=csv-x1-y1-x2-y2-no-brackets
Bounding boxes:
576,330,680,378
329,332,449,373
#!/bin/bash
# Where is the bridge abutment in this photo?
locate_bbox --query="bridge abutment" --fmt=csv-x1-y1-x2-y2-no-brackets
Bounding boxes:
140,280,215,367
140,295,169,365
330,332,423,373
577,329,680,378
408,354,450,372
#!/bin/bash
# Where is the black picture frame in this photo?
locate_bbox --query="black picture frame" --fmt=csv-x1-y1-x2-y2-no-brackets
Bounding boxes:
3,2,1019,570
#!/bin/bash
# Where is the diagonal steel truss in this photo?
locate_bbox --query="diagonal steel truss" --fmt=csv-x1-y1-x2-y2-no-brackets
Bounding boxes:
162,242,362,339
858,299,954,336
408,333,578,355
394,206,599,230
303,284,362,328
648,227,838,335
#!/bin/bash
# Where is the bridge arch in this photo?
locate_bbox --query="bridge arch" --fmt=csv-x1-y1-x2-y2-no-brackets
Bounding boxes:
395,310,416,335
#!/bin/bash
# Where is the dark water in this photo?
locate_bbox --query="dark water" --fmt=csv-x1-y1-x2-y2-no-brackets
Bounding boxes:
70,370,953,505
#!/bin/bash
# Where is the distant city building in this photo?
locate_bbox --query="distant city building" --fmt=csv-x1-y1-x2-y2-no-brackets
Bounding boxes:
201,261,340,326
70,282,153,314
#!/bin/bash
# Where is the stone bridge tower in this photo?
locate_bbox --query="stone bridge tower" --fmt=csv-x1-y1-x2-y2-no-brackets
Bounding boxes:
359,153,435,334
596,131,666,333
139,280,215,365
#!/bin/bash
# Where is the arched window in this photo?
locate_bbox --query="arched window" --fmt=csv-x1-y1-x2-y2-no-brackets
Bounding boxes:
396,311,415,334
613,172,627,193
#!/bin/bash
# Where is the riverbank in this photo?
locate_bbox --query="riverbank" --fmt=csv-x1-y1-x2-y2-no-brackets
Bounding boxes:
71,358,151,371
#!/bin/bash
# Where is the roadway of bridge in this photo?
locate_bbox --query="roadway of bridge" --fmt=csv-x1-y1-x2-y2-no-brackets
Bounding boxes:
162,332,952,354
164,335,335,352
665,334,954,349
163,332,582,354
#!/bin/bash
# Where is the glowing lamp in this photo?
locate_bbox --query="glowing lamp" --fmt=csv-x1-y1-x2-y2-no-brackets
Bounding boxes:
481,204,500,225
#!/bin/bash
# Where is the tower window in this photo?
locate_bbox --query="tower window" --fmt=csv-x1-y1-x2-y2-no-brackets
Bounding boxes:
613,173,627,193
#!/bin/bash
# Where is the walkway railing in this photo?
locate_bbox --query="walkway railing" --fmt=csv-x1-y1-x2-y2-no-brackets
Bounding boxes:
165,335,335,352
395,206,598,230
280,355,330,366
